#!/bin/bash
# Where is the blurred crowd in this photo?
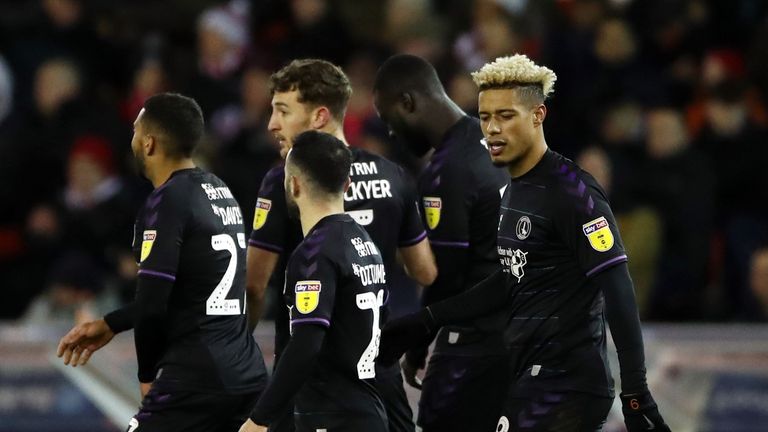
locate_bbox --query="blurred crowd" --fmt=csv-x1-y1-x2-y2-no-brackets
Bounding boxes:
1,0,767,323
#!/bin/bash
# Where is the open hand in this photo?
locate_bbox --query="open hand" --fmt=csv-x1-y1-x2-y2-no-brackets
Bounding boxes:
56,319,115,367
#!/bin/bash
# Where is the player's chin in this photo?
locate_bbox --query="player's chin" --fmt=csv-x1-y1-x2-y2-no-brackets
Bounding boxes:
490,154,511,167
279,145,290,159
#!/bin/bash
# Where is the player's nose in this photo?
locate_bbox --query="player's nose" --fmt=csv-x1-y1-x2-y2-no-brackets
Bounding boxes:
267,114,280,131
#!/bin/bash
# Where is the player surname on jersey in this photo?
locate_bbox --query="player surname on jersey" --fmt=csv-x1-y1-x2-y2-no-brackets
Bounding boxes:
349,161,378,176
210,203,243,226
352,263,386,287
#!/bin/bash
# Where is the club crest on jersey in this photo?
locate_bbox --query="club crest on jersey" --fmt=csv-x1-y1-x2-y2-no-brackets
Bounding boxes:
295,280,322,314
423,197,442,230
140,230,156,262
252,198,271,230
582,216,614,252
516,216,532,240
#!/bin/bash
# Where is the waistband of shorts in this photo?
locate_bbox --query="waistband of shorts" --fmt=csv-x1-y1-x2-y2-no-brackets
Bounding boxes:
432,326,508,355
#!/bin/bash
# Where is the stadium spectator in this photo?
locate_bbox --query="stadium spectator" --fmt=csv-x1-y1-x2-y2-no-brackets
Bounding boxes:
639,106,714,320
747,247,768,321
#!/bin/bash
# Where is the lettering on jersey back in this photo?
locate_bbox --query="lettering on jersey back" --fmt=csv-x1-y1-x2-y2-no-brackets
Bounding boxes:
201,183,234,200
351,237,379,257
211,204,244,226
349,161,378,176
344,179,393,202
352,263,386,286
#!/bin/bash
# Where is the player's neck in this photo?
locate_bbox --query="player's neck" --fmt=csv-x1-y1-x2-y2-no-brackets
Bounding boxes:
430,98,465,149
299,199,345,237
508,139,548,179
149,158,196,188
319,123,349,147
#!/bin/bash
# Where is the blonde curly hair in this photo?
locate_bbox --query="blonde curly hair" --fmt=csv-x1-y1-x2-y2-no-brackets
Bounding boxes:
472,54,557,98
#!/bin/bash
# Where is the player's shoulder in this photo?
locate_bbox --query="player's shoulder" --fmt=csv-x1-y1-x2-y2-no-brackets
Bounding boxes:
256,164,287,200
145,167,202,203
353,148,402,171
544,151,609,209
262,164,286,185
291,216,346,263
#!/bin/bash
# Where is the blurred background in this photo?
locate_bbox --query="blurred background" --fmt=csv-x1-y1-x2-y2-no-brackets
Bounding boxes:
0,0,767,431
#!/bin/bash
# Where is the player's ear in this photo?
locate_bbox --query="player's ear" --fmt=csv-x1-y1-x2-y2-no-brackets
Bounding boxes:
533,104,547,126
311,106,331,130
343,176,351,193
290,175,301,199
144,134,156,156
400,92,415,113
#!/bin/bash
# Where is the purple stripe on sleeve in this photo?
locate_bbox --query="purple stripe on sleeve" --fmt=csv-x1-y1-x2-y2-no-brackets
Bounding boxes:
291,318,330,327
399,231,428,247
248,239,284,253
586,255,628,277
429,239,470,248
138,269,177,282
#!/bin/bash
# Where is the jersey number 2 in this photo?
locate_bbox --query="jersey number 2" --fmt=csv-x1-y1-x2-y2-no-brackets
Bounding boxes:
207,233,246,315
356,289,384,379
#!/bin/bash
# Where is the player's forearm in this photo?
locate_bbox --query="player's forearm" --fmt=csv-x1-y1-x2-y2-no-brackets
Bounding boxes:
597,262,648,393
250,325,325,424
429,267,507,324
104,302,137,333
133,276,173,382
246,247,279,329
399,239,437,287
246,290,266,330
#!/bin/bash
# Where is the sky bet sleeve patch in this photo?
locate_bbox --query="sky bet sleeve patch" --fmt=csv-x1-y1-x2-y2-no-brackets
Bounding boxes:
252,198,272,230
422,197,442,230
140,230,156,262
582,216,614,252
295,280,322,314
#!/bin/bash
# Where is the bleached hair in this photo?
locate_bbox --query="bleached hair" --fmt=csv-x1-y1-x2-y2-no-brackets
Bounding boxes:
472,54,557,98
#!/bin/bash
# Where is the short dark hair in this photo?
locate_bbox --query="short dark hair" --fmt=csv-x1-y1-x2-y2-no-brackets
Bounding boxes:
374,54,445,98
141,93,204,158
288,130,351,196
500,83,545,106
269,59,352,123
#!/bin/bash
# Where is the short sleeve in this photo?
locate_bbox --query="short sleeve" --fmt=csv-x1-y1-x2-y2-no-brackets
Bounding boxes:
398,170,428,247
285,245,338,329
555,180,628,278
420,162,470,248
248,167,288,253
137,185,188,282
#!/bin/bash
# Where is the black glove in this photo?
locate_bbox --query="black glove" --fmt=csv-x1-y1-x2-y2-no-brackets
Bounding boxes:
620,389,671,432
377,308,437,366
